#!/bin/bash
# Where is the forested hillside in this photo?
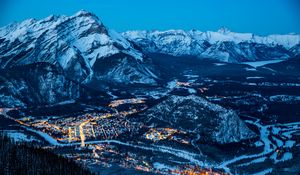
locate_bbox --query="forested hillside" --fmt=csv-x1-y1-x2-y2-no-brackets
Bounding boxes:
0,133,94,175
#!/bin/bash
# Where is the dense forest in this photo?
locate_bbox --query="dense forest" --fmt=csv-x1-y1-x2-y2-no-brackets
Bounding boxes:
0,132,95,175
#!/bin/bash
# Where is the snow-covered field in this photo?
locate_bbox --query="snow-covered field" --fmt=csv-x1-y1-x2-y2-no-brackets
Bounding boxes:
242,60,285,68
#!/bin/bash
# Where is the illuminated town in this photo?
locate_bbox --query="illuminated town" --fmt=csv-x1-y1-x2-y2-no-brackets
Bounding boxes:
0,95,229,175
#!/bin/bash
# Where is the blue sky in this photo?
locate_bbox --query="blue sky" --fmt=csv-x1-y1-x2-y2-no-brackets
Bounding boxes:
0,0,299,35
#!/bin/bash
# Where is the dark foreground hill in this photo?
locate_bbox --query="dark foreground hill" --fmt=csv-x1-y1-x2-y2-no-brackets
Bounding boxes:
0,132,94,175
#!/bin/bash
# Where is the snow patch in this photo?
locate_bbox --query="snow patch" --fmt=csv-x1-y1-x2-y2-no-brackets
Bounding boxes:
242,60,284,68
246,77,264,80
5,130,37,142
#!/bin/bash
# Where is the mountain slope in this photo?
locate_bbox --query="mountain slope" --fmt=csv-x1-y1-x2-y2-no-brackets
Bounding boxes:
123,29,300,63
142,95,256,144
0,10,157,87
0,63,81,108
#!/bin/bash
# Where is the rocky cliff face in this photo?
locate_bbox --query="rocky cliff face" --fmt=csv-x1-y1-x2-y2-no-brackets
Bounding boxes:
0,63,80,108
142,95,256,144
123,29,300,63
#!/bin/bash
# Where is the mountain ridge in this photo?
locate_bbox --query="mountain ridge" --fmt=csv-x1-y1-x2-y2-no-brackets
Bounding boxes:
123,28,300,49
123,29,300,62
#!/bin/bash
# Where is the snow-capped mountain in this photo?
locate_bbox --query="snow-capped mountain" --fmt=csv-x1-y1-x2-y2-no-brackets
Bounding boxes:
123,29,300,63
142,95,256,144
0,10,157,87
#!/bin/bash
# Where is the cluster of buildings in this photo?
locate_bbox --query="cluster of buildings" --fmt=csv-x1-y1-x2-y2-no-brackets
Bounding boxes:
108,98,146,108
144,128,190,145
18,108,142,146
13,98,149,146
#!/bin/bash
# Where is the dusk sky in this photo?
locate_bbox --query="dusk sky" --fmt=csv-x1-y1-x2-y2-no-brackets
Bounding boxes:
1,0,300,35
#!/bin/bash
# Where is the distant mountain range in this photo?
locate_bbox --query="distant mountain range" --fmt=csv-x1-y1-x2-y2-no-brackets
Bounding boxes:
123,29,300,63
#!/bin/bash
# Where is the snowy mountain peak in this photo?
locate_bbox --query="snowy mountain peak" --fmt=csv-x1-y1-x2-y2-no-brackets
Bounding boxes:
217,27,231,34
75,9,94,16
0,10,157,87
72,10,102,24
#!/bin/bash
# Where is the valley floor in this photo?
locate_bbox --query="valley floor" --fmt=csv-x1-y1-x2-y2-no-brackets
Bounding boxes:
1,60,300,175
